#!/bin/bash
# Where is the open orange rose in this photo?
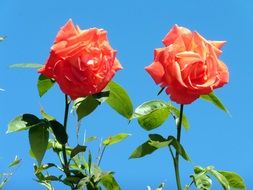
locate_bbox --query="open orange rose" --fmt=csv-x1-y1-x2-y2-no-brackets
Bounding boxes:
145,25,229,104
39,19,122,99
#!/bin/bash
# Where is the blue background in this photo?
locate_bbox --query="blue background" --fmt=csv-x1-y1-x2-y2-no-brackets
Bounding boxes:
0,0,252,189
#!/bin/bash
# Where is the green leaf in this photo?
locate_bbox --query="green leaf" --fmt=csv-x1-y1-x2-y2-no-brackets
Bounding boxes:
88,150,92,174
44,175,59,181
40,107,55,121
168,136,191,161
138,109,169,131
49,120,68,145
129,141,157,159
134,100,168,117
169,105,190,130
90,164,103,181
192,173,212,190
0,179,8,190
148,134,172,148
92,88,110,103
8,155,21,167
75,177,90,190
38,181,55,190
37,74,55,97
208,169,230,190
30,142,53,159
106,81,133,119
201,92,229,114
35,163,57,173
103,133,130,146
70,144,87,158
85,136,97,143
50,140,72,153
34,165,45,180
101,173,121,190
130,134,171,159
29,125,49,165
218,171,247,190
134,100,170,131
76,96,100,121
148,134,166,141
149,139,172,148
7,114,44,133
64,176,83,185
194,166,205,174
10,63,43,69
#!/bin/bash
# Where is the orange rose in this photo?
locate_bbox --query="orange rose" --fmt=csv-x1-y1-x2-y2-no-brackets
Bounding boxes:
39,19,122,99
145,25,229,104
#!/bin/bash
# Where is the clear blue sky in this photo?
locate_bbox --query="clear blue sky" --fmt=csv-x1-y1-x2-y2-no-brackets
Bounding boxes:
1,0,252,189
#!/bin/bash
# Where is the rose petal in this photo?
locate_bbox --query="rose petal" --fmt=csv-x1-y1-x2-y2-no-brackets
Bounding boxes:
145,61,165,84
162,25,191,47
215,60,229,88
190,32,208,59
166,86,199,104
210,41,226,50
113,58,123,71
67,28,97,47
167,59,187,88
176,51,203,70
38,52,62,78
55,19,77,43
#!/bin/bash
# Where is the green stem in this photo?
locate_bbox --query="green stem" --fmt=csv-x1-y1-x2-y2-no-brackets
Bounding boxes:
97,145,107,166
188,180,194,189
174,104,184,190
62,95,72,186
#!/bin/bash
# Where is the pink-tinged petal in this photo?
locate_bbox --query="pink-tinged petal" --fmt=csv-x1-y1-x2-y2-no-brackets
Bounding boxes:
55,19,77,43
53,60,84,99
113,58,123,71
208,41,226,57
176,51,203,70
167,60,187,87
96,29,108,44
67,28,97,47
171,35,187,52
181,32,193,50
166,87,199,104
75,25,82,34
210,41,226,50
205,43,219,77
215,60,229,88
38,52,62,78
195,33,225,57
51,41,68,53
162,25,191,47
145,61,165,84
194,76,216,89
53,42,85,58
190,32,208,59
154,48,165,59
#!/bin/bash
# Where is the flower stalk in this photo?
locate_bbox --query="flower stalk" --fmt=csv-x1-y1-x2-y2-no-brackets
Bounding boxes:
174,104,184,190
62,95,71,178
